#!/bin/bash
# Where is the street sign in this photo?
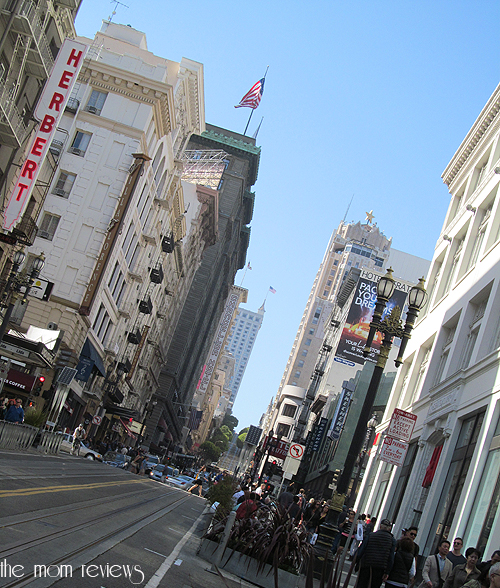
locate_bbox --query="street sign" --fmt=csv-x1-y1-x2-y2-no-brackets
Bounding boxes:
282,455,301,476
288,443,305,460
379,436,409,466
92,415,102,425
386,408,417,443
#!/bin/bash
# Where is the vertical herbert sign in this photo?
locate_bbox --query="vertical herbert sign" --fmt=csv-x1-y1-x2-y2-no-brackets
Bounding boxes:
3,39,88,231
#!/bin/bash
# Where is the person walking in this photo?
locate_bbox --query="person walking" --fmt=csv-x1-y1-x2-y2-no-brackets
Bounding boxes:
419,540,453,588
447,538,467,569
386,537,415,588
478,550,500,573
4,398,24,423
443,548,481,588
356,518,397,588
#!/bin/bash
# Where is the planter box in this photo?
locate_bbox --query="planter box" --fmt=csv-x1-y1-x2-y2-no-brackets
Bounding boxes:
198,539,301,588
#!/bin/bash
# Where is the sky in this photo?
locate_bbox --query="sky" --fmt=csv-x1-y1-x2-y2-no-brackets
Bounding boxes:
75,1,500,432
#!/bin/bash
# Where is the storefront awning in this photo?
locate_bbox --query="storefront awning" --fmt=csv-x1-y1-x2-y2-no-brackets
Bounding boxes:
80,339,106,376
120,418,137,439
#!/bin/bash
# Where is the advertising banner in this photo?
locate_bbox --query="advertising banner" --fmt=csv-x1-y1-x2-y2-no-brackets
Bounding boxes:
335,269,413,365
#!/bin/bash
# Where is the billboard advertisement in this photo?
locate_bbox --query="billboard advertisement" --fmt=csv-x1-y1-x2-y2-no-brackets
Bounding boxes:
335,269,413,365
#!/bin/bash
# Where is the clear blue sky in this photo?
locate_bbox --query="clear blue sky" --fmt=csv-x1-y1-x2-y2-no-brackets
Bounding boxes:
75,1,500,432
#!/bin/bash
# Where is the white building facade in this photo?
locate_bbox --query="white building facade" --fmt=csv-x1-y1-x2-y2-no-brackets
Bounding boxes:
357,83,500,560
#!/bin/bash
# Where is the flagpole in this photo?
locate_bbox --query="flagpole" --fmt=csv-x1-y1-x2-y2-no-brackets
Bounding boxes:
240,265,248,286
243,66,269,136
243,109,255,136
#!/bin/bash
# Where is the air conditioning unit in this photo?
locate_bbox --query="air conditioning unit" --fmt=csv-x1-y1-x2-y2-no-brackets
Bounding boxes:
69,147,85,156
86,105,98,114
53,188,68,197
47,322,58,330
39,231,51,240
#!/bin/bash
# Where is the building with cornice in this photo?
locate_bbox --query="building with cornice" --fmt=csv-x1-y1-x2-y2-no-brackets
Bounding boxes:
144,125,260,450
356,82,500,561
14,21,207,438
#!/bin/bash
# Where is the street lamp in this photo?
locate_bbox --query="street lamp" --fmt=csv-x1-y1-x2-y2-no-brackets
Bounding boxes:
334,269,427,503
0,251,45,342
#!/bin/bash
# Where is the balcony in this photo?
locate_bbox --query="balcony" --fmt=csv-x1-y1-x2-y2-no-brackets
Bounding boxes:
4,0,54,78
161,234,175,253
11,214,37,246
64,98,79,115
49,140,64,159
150,265,164,284
0,79,27,148
138,296,153,315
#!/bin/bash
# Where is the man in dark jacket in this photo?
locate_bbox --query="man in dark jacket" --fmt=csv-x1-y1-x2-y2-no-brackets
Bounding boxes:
356,518,396,588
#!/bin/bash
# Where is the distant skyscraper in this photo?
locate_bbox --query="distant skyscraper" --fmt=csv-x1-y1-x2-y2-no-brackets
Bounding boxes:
225,303,265,409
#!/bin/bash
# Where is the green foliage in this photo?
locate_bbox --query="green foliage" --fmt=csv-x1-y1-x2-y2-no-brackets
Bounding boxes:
222,413,239,431
205,475,237,517
23,407,47,428
211,428,230,452
220,425,232,441
199,440,221,463
236,430,248,449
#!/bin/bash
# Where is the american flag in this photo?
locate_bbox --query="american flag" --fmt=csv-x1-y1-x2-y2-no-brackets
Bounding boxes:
269,286,276,294
235,78,265,109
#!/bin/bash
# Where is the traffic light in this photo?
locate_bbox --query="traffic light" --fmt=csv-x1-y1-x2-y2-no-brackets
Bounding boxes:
33,376,45,396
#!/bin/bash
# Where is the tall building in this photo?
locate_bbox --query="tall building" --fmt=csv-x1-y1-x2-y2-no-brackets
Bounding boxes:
277,219,392,399
357,82,500,560
4,21,207,439
144,126,260,450
225,302,265,409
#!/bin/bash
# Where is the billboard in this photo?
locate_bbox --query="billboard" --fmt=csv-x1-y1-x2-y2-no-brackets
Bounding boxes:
335,269,413,365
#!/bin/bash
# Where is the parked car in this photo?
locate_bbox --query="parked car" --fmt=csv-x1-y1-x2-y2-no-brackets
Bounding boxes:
149,464,180,482
142,454,160,472
102,452,131,468
58,435,103,461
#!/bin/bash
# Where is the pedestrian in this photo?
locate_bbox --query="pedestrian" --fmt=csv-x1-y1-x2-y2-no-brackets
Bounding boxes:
398,527,420,560
487,563,500,588
278,486,295,511
236,492,258,520
4,398,24,423
188,478,203,496
443,548,481,588
386,536,415,588
478,551,500,573
356,518,396,588
72,424,86,455
447,538,467,569
332,509,356,555
287,496,303,525
418,540,453,588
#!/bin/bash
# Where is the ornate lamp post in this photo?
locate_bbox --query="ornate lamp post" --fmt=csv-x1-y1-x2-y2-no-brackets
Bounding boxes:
0,251,45,342
330,268,427,512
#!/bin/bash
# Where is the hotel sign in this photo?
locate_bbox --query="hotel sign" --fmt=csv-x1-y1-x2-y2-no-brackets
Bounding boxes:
3,39,87,230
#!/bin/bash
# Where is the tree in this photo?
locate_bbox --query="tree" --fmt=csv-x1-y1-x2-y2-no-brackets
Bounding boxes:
220,425,233,441
199,441,221,463
222,413,239,431
211,428,230,452
236,427,249,449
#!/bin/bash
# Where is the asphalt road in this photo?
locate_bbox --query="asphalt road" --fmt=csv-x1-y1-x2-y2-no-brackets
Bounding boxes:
0,450,248,588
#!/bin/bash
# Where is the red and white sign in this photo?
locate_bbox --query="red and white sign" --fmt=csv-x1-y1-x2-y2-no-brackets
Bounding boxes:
386,408,417,443
288,443,305,460
3,39,87,230
92,415,102,425
380,436,409,466
265,436,290,460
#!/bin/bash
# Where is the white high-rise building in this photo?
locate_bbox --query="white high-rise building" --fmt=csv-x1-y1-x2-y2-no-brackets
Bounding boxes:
225,303,265,409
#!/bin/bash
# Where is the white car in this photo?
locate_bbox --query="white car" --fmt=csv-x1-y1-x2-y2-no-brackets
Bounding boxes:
163,475,195,490
58,434,103,461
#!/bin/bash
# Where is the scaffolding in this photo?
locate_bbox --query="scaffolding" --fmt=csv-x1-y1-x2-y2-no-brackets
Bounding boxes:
180,150,228,190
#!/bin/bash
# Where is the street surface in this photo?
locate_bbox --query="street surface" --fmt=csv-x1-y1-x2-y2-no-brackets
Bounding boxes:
0,450,257,588
0,450,357,588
